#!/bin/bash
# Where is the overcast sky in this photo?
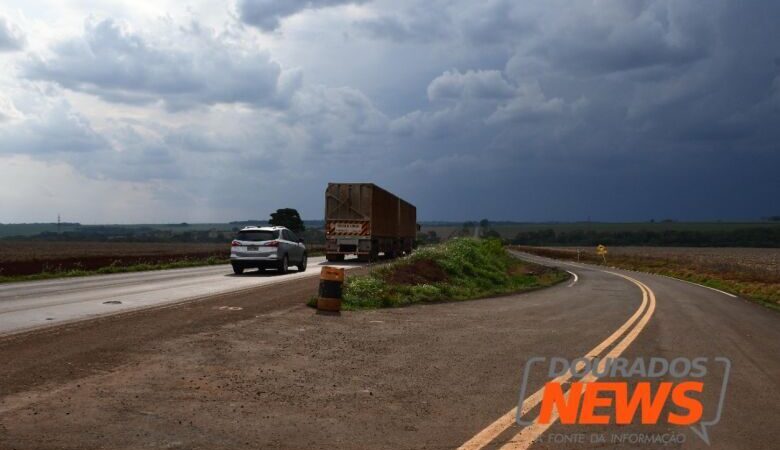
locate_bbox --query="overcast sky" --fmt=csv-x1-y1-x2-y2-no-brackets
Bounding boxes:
0,0,778,223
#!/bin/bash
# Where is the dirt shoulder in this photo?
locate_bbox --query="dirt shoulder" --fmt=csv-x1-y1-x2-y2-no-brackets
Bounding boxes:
0,262,634,450
0,270,336,398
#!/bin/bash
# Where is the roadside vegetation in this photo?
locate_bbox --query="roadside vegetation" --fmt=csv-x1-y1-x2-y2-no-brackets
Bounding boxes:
323,239,567,310
514,246,780,311
0,256,230,284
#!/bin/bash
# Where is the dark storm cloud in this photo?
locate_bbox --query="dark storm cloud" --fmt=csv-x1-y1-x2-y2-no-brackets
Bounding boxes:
0,15,25,51
529,1,713,76
371,0,780,220
238,0,368,31
24,18,300,110
3,0,780,222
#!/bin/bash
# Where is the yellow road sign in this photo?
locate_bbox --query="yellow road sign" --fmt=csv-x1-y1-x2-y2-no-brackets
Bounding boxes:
596,244,608,264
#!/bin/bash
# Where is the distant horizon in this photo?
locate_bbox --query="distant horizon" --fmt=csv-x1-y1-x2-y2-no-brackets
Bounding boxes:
2,218,778,226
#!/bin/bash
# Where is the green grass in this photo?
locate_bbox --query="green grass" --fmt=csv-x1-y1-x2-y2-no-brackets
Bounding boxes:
313,239,567,310
0,256,229,284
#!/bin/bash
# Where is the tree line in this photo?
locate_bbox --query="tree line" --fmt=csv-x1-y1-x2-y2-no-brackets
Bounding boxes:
510,227,780,247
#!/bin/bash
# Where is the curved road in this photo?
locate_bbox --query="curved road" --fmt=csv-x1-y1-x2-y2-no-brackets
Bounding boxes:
476,250,780,450
0,250,777,449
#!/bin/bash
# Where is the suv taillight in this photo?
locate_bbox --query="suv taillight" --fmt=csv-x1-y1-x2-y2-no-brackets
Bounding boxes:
231,240,241,247
263,241,279,247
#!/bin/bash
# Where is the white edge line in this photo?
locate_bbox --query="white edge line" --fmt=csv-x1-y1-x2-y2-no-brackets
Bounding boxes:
511,250,738,298
459,255,654,450
661,275,737,298
565,270,578,287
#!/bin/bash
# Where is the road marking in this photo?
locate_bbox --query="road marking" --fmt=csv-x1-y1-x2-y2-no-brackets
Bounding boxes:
565,271,578,287
457,272,656,450
498,274,656,449
514,249,738,299
660,275,737,298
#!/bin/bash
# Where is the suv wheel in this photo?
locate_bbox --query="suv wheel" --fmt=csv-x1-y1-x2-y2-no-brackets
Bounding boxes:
298,254,307,272
232,264,244,275
278,255,289,274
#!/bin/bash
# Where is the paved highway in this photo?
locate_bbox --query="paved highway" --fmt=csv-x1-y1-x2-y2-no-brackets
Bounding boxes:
0,251,777,449
0,257,361,336
464,250,780,450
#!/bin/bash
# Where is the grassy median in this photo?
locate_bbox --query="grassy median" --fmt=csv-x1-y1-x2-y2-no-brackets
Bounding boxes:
322,239,567,310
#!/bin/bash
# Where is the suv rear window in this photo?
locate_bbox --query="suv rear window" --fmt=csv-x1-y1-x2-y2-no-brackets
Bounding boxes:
236,230,278,242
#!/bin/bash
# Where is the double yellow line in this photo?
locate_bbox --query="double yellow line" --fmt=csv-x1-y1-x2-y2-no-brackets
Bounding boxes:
458,271,657,450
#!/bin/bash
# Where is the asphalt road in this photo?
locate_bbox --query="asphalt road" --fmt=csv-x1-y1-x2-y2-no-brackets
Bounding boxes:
0,251,777,449
466,251,780,450
0,257,360,337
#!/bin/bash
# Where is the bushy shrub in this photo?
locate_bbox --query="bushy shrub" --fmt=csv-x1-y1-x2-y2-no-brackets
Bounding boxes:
340,238,565,309
342,276,388,309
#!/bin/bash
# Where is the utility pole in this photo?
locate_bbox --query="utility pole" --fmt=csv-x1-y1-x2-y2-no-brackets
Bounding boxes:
57,214,61,234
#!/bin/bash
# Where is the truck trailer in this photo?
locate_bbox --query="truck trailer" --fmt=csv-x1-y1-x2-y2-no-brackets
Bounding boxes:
324,183,417,262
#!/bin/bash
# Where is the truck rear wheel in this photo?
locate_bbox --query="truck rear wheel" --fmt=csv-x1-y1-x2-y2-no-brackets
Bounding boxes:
358,250,378,262
326,253,345,262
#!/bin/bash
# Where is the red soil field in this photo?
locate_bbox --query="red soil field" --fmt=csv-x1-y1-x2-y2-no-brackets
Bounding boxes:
0,241,229,276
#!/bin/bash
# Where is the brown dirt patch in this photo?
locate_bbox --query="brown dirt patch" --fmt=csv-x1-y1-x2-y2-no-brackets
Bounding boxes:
0,253,229,276
0,242,230,276
0,265,641,450
381,258,448,285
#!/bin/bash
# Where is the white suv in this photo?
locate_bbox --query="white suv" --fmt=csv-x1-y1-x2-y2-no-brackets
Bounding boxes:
230,226,307,275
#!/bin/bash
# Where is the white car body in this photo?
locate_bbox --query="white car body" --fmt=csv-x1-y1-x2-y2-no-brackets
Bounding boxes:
230,226,307,274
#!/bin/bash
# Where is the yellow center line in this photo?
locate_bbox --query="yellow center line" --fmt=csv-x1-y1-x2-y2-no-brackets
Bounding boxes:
457,271,656,450
498,274,656,449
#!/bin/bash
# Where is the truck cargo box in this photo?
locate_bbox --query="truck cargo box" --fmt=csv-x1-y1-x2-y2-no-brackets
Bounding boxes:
325,183,416,261
398,199,417,238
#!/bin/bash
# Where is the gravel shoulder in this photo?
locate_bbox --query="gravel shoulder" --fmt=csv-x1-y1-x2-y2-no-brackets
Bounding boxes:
0,264,638,450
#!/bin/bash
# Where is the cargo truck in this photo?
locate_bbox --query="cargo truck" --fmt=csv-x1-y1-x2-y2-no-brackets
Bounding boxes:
324,183,417,262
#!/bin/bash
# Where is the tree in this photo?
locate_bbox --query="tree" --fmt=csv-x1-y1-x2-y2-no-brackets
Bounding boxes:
269,208,305,233
483,229,502,239
479,218,490,229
